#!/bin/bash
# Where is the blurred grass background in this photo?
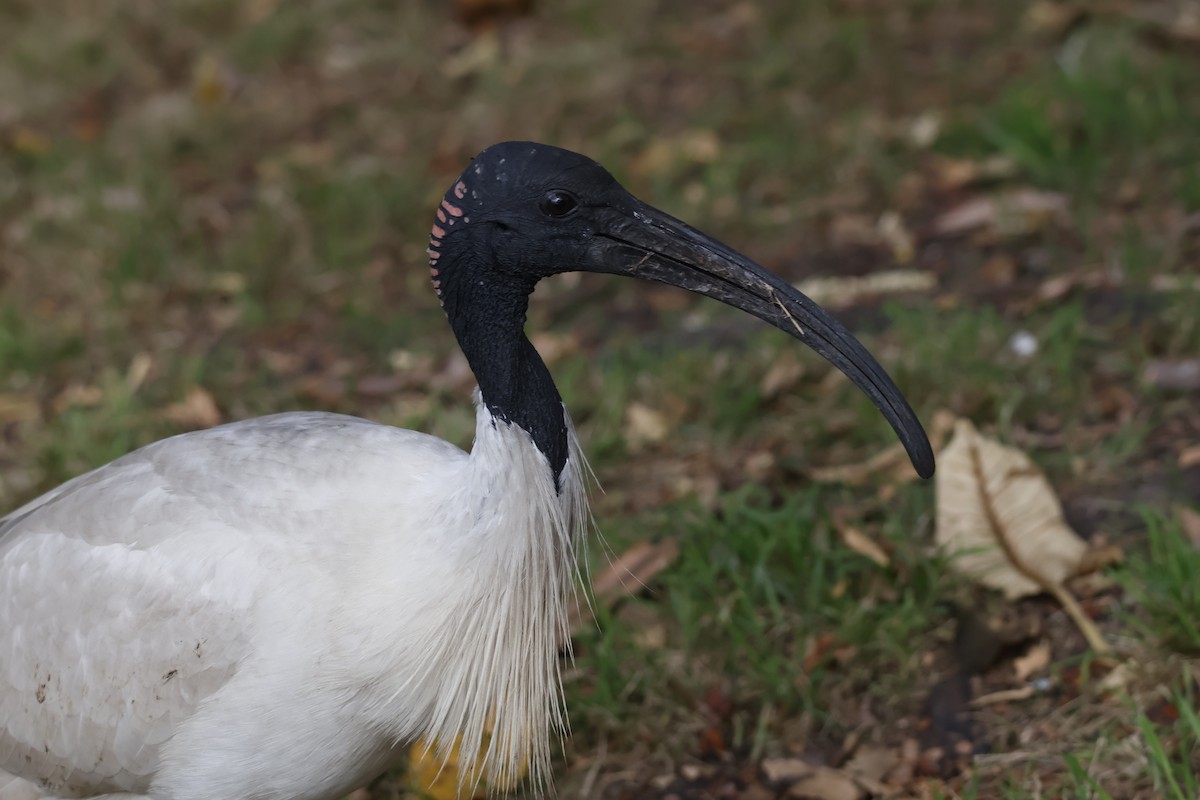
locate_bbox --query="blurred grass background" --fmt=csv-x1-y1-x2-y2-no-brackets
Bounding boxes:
2,1,1199,797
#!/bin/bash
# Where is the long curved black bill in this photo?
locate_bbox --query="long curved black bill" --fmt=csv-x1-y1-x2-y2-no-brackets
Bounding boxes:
588,199,935,479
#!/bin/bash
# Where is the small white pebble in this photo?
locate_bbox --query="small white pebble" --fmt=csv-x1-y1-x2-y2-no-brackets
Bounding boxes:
1010,330,1038,357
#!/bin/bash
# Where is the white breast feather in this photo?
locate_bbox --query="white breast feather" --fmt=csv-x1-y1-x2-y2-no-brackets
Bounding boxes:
386,404,592,793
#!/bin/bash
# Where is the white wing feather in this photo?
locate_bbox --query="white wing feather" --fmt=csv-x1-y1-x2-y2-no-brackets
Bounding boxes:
0,412,466,798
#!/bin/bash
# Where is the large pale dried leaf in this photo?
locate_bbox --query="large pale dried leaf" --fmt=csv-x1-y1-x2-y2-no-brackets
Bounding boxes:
935,419,1088,599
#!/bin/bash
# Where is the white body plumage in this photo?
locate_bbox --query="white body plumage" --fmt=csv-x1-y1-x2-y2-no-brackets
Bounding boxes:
1,398,590,800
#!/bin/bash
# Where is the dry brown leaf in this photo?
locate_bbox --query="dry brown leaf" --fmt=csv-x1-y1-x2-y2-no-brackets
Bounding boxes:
620,603,668,650
906,110,942,148
126,352,154,392
877,211,915,263
829,213,880,249
794,270,936,310
163,387,222,430
928,154,1017,191
1012,268,1118,313
570,539,679,629
970,686,1035,707
192,54,236,108
935,419,1111,653
936,419,1113,657
809,409,955,484
936,418,1086,598
0,393,40,425
1098,661,1135,693
529,331,580,365
1013,641,1052,681
629,130,721,180
838,525,890,568
1023,0,1087,36
243,0,280,23
979,253,1017,288
1076,543,1124,575
1178,443,1200,469
808,443,908,485
625,402,670,449
9,126,51,156
788,768,865,800
1151,274,1200,292
1177,506,1200,549
760,356,805,399
932,189,1067,237
843,744,900,783
441,32,501,79
53,384,103,413
762,757,816,783
1144,358,1200,391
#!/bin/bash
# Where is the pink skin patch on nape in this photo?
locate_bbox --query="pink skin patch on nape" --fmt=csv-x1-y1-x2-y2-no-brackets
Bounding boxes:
429,187,471,304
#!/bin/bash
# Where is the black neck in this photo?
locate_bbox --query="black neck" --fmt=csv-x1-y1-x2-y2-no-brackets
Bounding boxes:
442,264,568,485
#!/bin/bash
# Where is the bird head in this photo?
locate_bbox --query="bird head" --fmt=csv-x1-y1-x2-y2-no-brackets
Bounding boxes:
429,141,934,479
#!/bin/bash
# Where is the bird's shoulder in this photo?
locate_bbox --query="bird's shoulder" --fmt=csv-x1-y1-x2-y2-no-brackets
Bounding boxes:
0,411,466,550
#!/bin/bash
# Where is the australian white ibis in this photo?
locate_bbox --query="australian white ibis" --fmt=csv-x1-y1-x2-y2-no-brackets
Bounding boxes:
0,141,934,800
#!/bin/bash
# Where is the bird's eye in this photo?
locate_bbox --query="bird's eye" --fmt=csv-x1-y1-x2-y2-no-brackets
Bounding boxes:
539,190,578,218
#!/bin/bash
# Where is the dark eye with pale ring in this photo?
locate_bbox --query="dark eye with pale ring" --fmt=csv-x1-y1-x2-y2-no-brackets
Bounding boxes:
539,190,578,218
